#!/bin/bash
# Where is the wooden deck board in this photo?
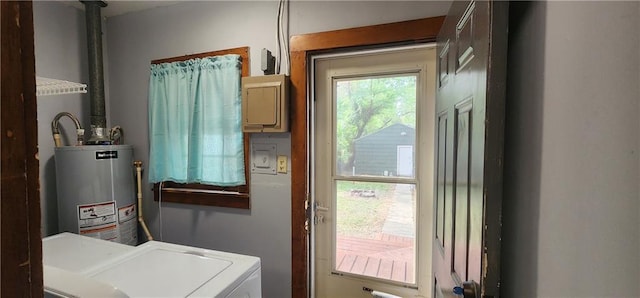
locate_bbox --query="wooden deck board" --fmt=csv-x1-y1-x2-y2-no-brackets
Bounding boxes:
334,233,415,283
337,254,357,272
363,257,381,277
377,259,394,280
351,255,369,275
391,260,406,282
407,261,414,282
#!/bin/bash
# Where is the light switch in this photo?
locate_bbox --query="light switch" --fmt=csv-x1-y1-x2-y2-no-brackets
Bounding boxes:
277,155,287,173
255,150,271,168
251,143,277,174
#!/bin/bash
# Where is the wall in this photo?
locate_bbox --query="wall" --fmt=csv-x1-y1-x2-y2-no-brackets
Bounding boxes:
33,1,90,236
104,1,450,297
502,1,640,296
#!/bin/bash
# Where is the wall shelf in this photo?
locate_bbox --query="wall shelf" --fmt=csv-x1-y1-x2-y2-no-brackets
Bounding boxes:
36,76,87,97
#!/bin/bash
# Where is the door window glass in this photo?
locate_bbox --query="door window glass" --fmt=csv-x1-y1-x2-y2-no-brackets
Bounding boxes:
333,75,418,284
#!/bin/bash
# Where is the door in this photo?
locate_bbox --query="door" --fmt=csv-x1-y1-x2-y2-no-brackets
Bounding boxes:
397,145,414,177
432,1,508,297
313,46,436,297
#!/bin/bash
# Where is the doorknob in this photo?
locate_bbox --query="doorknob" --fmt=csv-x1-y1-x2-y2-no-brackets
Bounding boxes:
314,202,329,212
453,280,478,298
313,202,328,225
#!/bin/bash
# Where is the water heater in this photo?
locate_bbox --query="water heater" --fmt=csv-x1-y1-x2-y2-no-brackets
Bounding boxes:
55,145,137,245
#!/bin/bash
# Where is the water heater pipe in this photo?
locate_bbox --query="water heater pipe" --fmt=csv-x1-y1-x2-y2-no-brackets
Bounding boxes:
81,0,111,145
51,112,84,147
134,161,153,241
109,126,124,145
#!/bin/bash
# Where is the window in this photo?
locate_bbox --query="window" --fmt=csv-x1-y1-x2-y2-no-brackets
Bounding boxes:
150,47,251,209
333,74,419,284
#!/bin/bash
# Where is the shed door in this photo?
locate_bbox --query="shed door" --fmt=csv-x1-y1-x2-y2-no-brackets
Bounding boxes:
432,1,508,297
397,145,414,177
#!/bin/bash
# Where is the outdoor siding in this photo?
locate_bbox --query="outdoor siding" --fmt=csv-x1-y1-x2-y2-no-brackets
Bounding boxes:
354,124,415,176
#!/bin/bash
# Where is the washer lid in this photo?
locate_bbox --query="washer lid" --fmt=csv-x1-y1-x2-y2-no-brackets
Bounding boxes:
42,232,134,274
87,241,260,297
44,266,129,298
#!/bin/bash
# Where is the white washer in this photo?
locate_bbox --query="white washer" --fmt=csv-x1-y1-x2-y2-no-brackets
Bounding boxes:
43,232,134,274
43,233,262,297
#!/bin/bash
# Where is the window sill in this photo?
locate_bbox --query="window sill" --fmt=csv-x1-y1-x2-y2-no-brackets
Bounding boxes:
153,184,250,209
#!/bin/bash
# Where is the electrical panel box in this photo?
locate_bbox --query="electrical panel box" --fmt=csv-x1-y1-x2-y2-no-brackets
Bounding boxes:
242,74,289,132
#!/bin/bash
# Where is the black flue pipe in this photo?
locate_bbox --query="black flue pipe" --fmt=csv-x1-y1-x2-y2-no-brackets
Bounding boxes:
82,0,108,130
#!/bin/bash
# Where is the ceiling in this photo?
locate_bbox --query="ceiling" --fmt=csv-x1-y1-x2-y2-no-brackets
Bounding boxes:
63,0,183,18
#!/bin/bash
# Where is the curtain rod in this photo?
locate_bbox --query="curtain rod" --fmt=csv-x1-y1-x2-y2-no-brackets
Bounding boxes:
150,46,249,65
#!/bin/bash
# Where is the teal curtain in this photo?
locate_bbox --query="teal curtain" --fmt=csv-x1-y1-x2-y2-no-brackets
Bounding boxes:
148,54,245,186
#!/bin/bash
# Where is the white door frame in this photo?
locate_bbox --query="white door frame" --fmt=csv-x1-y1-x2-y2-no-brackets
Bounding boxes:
309,44,436,297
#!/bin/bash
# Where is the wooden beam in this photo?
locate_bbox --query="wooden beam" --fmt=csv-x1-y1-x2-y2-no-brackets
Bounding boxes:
290,17,444,52
1,1,43,296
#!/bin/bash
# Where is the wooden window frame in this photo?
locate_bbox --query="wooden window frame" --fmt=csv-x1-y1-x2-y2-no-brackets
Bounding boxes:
151,46,251,209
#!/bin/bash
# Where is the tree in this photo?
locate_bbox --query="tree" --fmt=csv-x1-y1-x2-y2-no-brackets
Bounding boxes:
335,75,416,175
